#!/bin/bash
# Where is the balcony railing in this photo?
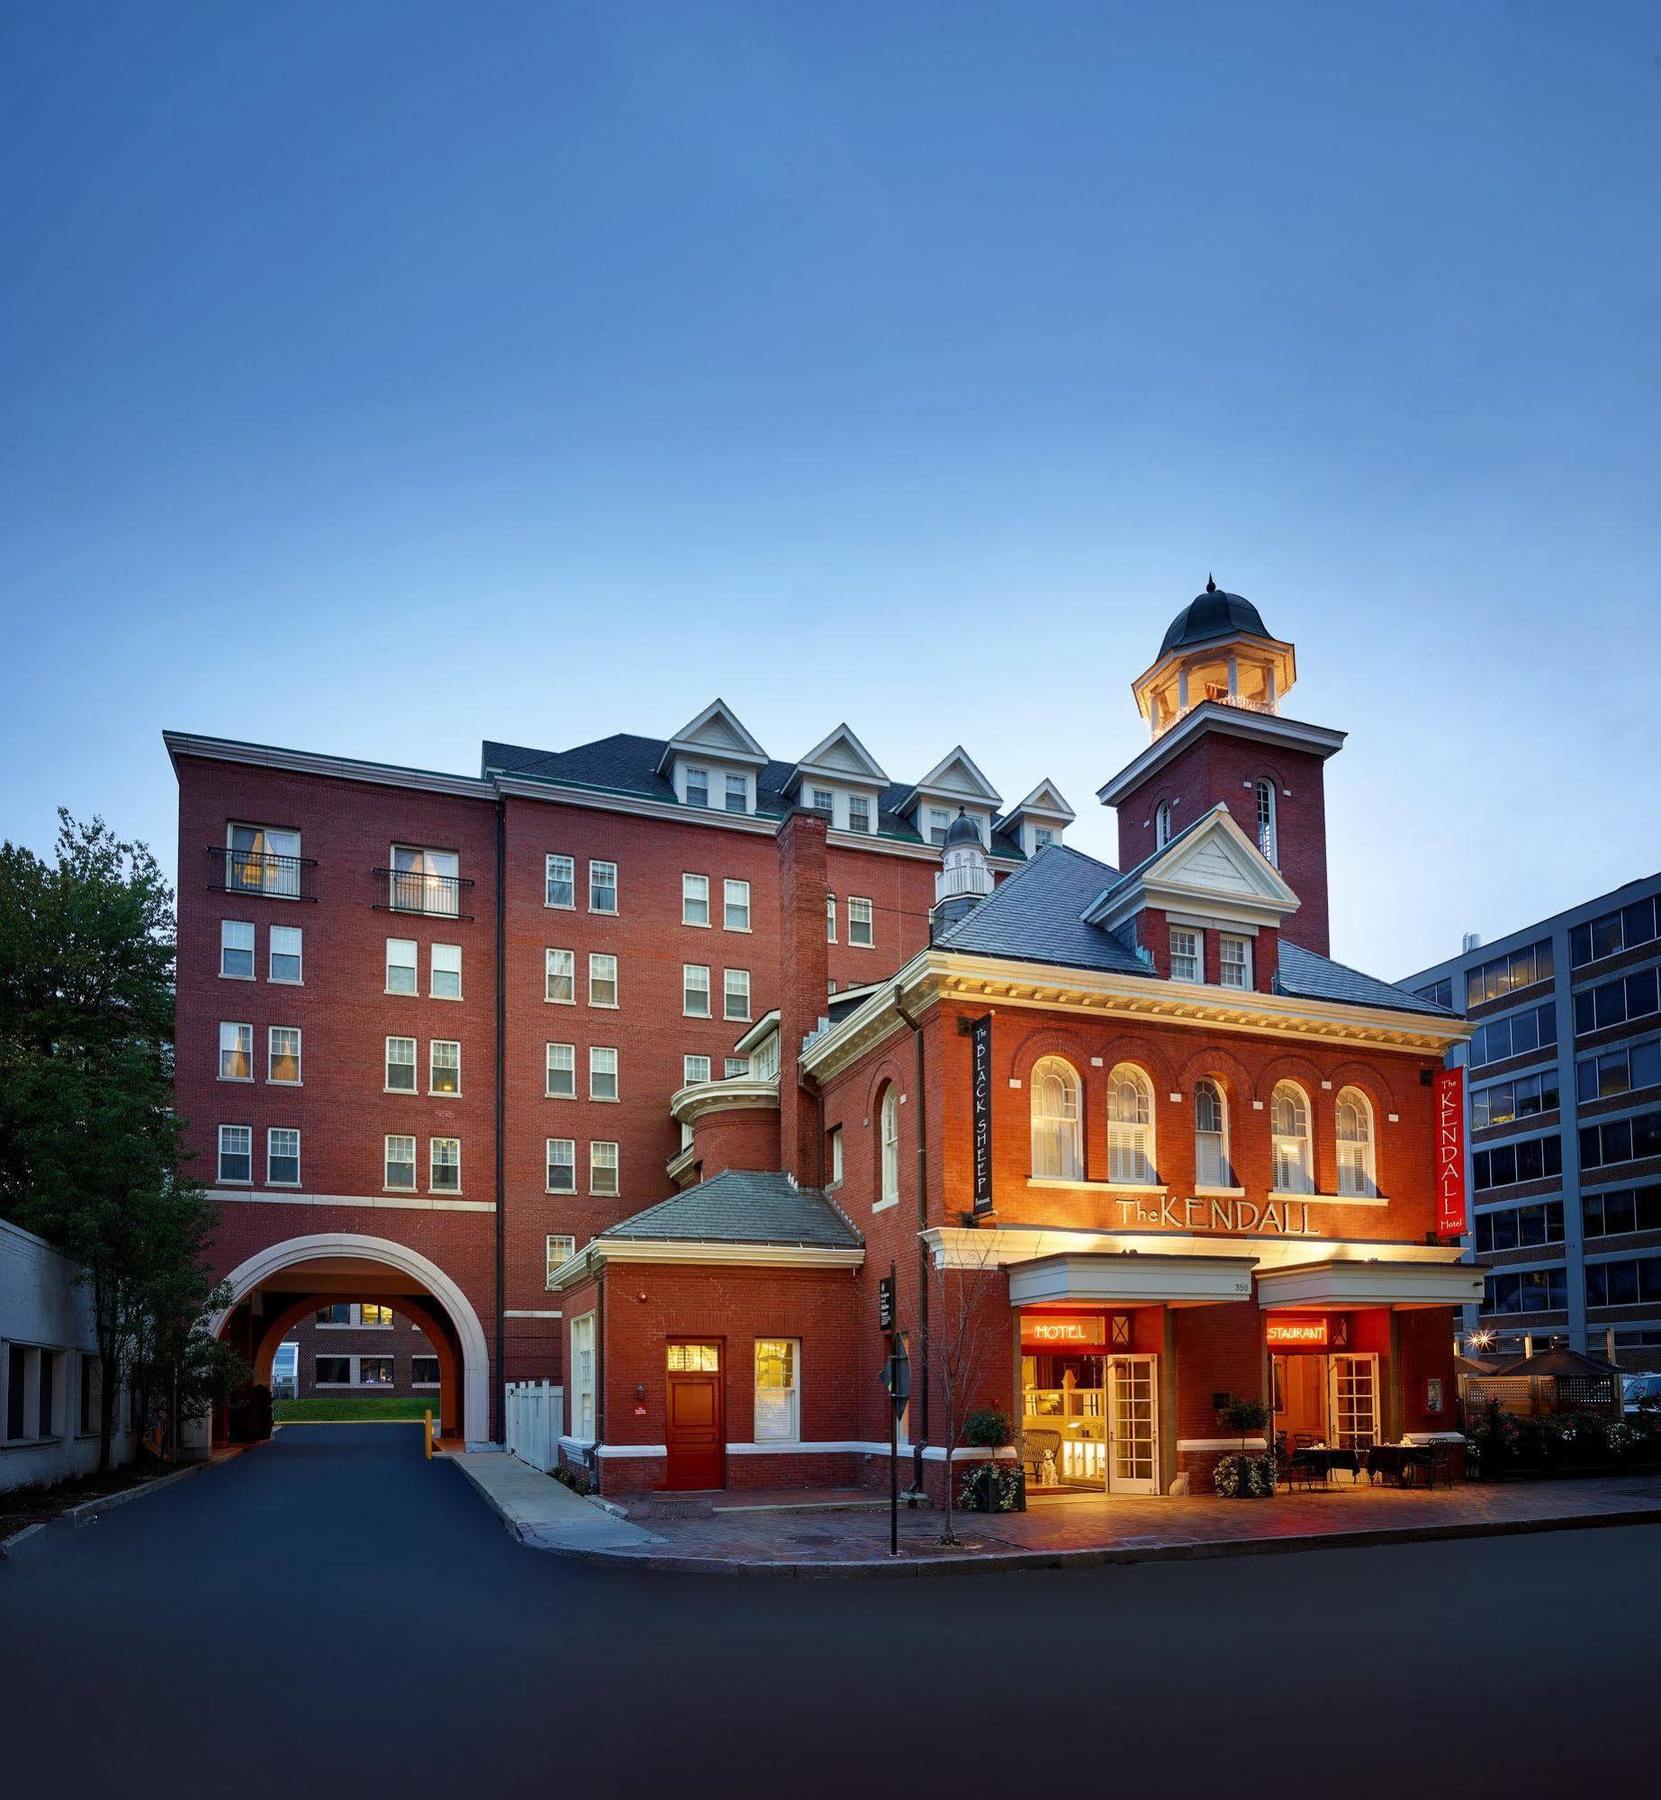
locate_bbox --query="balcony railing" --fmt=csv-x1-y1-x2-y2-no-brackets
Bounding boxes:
935,862,993,904
373,867,475,920
207,848,317,901
1155,692,1278,738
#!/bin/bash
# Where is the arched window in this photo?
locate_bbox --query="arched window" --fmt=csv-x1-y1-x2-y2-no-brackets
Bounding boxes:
1335,1087,1377,1197
1156,801,1172,848
1270,1081,1313,1193
1194,1078,1231,1188
879,1085,900,1206
1255,779,1277,865
1031,1056,1083,1180
1107,1064,1156,1185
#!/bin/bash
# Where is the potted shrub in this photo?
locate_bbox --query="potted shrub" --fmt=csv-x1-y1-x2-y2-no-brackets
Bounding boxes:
958,1406,1025,1513
1213,1395,1273,1499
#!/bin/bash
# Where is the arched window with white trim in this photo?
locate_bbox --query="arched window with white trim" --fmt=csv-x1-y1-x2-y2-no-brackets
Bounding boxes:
1194,1078,1231,1188
1107,1064,1156,1185
1270,1081,1313,1193
879,1085,900,1206
1156,801,1172,848
1255,778,1277,865
1031,1056,1083,1180
1335,1087,1377,1197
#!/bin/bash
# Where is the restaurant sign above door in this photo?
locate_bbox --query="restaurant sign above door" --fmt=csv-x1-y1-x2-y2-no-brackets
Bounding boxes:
1021,1314,1110,1349
1265,1314,1349,1350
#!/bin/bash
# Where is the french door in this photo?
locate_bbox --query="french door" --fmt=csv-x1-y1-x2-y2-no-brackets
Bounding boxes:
1106,1355,1159,1495
1328,1354,1379,1450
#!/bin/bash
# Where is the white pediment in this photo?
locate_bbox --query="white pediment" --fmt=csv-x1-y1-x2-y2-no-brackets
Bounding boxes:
1004,778,1076,825
658,699,768,772
902,745,1001,813
1083,804,1300,932
790,724,888,790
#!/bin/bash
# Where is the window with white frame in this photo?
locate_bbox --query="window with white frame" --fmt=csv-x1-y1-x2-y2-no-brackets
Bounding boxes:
724,879,750,931
754,1339,801,1442
386,1036,417,1092
546,1137,576,1193
1156,801,1172,847
547,1042,576,1099
269,925,303,984
685,767,711,809
267,1127,301,1187
848,897,874,948
810,787,834,819
682,873,710,927
879,1086,900,1206
847,795,872,834
590,1140,619,1196
430,1137,461,1194
589,952,618,1008
684,963,711,1017
220,919,254,979
1169,927,1201,983
1194,1079,1231,1188
1031,1056,1083,1180
218,1125,252,1184
724,968,751,1020
386,937,417,995
725,1057,749,1077
1256,779,1278,865
430,1039,460,1096
268,1026,301,1084
825,894,837,942
1220,935,1251,990
589,1046,618,1102
219,1022,253,1081
1335,1088,1377,1197
724,773,748,814
1033,826,1055,850
545,948,575,1004
684,1054,711,1086
545,854,575,909
928,807,952,846
589,860,618,914
546,1235,576,1288
385,1134,416,1191
1270,1082,1313,1193
829,1125,844,1186
571,1313,596,1438
1107,1064,1156,1185
430,943,461,1000
751,1035,780,1082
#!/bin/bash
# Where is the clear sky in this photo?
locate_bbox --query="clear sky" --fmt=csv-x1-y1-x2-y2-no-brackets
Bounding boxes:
2,2,1657,979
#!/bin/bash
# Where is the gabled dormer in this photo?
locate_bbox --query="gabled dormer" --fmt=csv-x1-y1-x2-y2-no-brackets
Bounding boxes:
898,746,1001,850
658,699,769,815
785,725,889,836
999,779,1075,859
1083,803,1300,992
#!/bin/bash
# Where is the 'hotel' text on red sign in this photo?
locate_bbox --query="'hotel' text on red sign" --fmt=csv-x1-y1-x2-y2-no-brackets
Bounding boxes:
1435,1066,1467,1236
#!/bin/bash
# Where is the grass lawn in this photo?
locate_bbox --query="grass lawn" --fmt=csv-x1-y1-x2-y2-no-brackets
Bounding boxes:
273,1397,434,1423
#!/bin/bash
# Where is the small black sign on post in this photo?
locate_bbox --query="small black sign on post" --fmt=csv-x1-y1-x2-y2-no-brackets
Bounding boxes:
877,1273,896,1334
970,1012,994,1215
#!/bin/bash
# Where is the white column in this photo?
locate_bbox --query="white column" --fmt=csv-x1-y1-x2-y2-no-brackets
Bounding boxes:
1227,654,1238,698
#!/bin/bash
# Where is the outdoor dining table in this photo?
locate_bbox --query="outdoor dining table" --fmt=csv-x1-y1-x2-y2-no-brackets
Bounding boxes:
1364,1443,1435,1486
1290,1447,1363,1483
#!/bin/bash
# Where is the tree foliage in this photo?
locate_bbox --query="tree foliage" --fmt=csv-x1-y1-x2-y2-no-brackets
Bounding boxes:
0,812,238,1466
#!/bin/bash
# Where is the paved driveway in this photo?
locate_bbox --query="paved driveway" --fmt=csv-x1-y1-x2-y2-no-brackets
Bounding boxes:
3,1423,1657,1798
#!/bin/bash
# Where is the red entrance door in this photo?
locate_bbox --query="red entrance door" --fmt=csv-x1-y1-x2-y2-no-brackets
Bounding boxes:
664,1343,724,1490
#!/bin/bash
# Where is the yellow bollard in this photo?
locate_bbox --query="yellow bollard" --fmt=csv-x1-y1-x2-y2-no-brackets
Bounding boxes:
424,1408,433,1460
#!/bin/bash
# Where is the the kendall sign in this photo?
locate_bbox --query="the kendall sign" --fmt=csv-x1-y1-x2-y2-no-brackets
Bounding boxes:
1435,1066,1467,1237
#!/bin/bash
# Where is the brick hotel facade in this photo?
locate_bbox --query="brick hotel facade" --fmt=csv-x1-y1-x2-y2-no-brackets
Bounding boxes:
173,582,1479,1495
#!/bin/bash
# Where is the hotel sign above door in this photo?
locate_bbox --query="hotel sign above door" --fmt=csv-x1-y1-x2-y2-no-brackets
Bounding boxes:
1021,1314,1110,1348
1113,1195,1319,1236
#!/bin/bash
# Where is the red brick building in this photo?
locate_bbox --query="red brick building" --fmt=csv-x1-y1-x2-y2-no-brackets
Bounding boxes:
173,581,1478,1492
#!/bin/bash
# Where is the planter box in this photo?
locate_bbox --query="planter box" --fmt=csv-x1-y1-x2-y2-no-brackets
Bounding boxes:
959,1461,1026,1513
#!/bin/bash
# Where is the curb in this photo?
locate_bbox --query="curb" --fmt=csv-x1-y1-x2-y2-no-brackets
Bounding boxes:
446,1451,531,1544
64,1461,208,1528
1,1521,48,1557
533,1502,1661,1579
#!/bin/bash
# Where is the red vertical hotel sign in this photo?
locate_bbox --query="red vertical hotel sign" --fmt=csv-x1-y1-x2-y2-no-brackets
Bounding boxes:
1435,1066,1467,1236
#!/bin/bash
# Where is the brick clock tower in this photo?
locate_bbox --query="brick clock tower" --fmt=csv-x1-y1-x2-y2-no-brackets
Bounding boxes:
1096,579,1345,956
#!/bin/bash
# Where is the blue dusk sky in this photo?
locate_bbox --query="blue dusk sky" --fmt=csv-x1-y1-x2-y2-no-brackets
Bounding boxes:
2,2,1657,978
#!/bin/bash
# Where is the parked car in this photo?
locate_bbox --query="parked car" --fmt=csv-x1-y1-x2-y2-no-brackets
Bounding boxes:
1621,1373,1661,1414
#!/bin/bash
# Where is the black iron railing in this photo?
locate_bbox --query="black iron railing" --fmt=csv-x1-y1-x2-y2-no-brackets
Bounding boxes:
207,848,318,901
373,867,475,920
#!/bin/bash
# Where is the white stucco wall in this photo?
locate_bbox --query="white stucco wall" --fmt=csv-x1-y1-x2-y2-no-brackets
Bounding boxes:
1,1216,136,1493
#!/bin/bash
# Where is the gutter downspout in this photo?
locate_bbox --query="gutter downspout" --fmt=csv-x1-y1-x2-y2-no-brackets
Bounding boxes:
493,798,507,1444
893,986,929,1494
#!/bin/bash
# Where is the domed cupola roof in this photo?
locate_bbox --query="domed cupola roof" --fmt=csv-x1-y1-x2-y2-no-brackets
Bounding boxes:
943,807,983,849
1158,575,1271,658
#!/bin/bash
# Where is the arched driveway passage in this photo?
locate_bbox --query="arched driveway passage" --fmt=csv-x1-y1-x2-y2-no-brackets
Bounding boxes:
210,1233,491,1444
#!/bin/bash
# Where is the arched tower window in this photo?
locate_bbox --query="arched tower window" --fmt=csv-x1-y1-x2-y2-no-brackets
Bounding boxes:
1155,801,1172,848
1194,1078,1231,1188
1031,1056,1083,1180
1335,1087,1377,1197
1270,1081,1313,1193
879,1086,900,1206
1255,778,1277,865
1107,1064,1156,1185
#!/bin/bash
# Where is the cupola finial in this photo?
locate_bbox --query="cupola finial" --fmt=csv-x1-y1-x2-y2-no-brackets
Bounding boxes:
1205,573,1216,593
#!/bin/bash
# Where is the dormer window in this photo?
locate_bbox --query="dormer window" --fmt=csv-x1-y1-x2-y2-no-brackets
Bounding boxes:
928,807,952,846
1170,927,1201,983
1033,826,1054,851
1256,779,1277,864
724,773,748,813
847,795,872,834
686,767,710,808
810,788,834,819
1156,801,1172,848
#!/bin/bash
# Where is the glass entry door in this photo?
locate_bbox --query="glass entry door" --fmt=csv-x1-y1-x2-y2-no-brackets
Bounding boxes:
1106,1355,1159,1495
1328,1354,1379,1449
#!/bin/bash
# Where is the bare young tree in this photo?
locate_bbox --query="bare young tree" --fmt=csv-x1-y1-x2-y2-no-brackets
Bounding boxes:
919,1226,1012,1546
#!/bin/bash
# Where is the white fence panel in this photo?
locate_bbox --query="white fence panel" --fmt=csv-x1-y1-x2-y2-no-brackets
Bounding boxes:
503,1380,564,1472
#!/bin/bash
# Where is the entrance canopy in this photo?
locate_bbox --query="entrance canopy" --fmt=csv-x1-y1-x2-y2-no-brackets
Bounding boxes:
1009,1250,1256,1309
1255,1257,1486,1312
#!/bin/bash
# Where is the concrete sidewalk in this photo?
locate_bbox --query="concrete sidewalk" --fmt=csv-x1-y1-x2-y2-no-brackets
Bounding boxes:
448,1450,660,1553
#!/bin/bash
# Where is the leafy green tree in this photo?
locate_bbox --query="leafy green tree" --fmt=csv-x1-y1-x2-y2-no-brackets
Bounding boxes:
0,812,237,1468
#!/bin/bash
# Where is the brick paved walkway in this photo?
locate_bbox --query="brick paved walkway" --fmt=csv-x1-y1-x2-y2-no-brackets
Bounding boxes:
570,1473,1661,1575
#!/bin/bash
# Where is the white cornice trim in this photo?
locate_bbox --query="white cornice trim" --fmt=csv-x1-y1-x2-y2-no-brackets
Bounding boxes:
669,1075,781,1126
164,732,493,801
550,1239,864,1288
1095,705,1347,806
206,1188,496,1213
924,1223,1468,1274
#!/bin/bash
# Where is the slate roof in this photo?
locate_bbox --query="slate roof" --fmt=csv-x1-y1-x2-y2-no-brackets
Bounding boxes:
482,735,1026,859
601,1169,863,1249
1158,585,1272,656
1275,941,1456,1018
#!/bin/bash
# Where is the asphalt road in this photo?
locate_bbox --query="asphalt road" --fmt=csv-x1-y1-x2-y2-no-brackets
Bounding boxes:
3,1424,1656,1798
